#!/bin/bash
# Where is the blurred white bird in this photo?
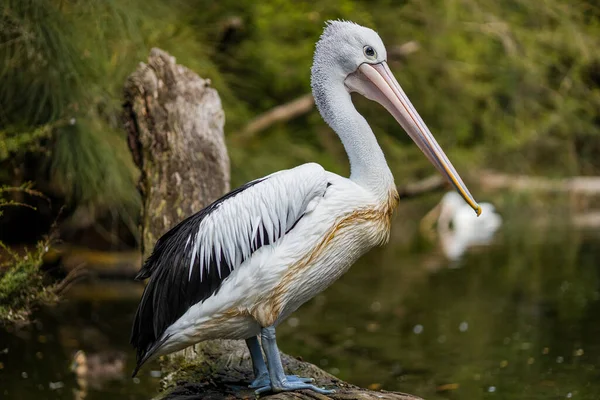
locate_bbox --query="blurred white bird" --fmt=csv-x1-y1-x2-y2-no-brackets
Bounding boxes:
422,191,501,260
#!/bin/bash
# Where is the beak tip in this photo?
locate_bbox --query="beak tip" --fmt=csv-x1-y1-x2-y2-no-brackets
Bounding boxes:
475,204,482,217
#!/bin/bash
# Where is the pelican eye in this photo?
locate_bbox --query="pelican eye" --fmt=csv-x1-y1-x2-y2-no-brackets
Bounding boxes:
363,45,377,60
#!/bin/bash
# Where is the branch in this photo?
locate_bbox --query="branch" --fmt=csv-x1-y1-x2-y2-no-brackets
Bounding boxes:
398,175,446,199
395,170,600,202
237,93,315,140
479,170,600,194
388,41,420,59
235,41,420,140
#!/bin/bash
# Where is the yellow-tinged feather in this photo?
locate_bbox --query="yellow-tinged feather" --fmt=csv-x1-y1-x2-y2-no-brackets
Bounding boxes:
256,187,399,327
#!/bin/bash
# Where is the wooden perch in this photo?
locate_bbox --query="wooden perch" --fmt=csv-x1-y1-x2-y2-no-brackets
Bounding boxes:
159,340,421,400
123,49,423,400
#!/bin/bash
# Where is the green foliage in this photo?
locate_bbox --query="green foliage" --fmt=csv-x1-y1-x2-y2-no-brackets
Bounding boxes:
0,124,53,162
0,185,54,322
1,0,599,218
0,239,54,322
375,0,600,176
182,0,600,183
0,182,47,216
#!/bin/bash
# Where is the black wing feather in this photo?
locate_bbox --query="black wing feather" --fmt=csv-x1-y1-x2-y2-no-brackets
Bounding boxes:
130,179,265,375
130,168,329,376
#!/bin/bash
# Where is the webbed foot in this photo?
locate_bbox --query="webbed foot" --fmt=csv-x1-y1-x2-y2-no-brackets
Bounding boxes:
249,374,314,389
253,326,334,395
253,377,334,395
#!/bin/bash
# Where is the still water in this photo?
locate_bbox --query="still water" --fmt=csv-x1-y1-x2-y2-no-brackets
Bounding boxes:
1,196,599,399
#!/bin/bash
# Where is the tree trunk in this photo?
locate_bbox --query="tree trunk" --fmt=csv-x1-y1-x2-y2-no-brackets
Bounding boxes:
124,48,230,259
124,48,423,400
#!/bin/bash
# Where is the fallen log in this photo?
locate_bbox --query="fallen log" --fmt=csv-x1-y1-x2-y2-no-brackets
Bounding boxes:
397,170,600,201
159,340,421,400
479,170,600,195
123,48,423,400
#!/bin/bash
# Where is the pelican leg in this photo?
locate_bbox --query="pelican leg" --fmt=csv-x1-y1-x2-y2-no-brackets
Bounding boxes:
253,326,334,395
246,336,269,387
246,336,314,389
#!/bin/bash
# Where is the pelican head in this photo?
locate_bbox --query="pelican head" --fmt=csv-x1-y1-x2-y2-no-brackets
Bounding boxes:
312,20,481,215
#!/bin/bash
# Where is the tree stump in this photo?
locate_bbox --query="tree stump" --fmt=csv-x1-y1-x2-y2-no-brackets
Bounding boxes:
123,48,423,400
124,48,230,259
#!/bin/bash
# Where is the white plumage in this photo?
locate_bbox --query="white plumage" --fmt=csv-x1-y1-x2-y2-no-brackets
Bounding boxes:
184,164,328,282
131,20,481,394
151,167,393,356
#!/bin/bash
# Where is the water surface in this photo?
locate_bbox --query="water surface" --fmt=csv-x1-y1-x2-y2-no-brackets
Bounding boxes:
1,198,599,399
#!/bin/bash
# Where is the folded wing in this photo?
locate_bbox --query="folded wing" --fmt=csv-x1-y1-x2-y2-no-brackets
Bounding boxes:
130,163,328,372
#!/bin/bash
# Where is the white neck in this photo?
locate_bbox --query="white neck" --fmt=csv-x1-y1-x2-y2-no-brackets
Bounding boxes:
313,76,395,200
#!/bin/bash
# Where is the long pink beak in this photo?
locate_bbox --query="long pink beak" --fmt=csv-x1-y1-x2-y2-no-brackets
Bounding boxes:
345,62,481,216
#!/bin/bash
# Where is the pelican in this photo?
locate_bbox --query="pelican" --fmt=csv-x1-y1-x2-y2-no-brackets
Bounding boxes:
422,191,501,260
131,20,481,394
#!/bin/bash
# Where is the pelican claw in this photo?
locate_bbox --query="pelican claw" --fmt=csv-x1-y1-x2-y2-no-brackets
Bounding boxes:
249,374,314,389
253,378,334,395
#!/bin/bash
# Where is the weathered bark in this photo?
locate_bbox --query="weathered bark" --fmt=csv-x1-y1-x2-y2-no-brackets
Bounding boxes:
124,48,423,400
124,48,230,258
159,340,421,400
